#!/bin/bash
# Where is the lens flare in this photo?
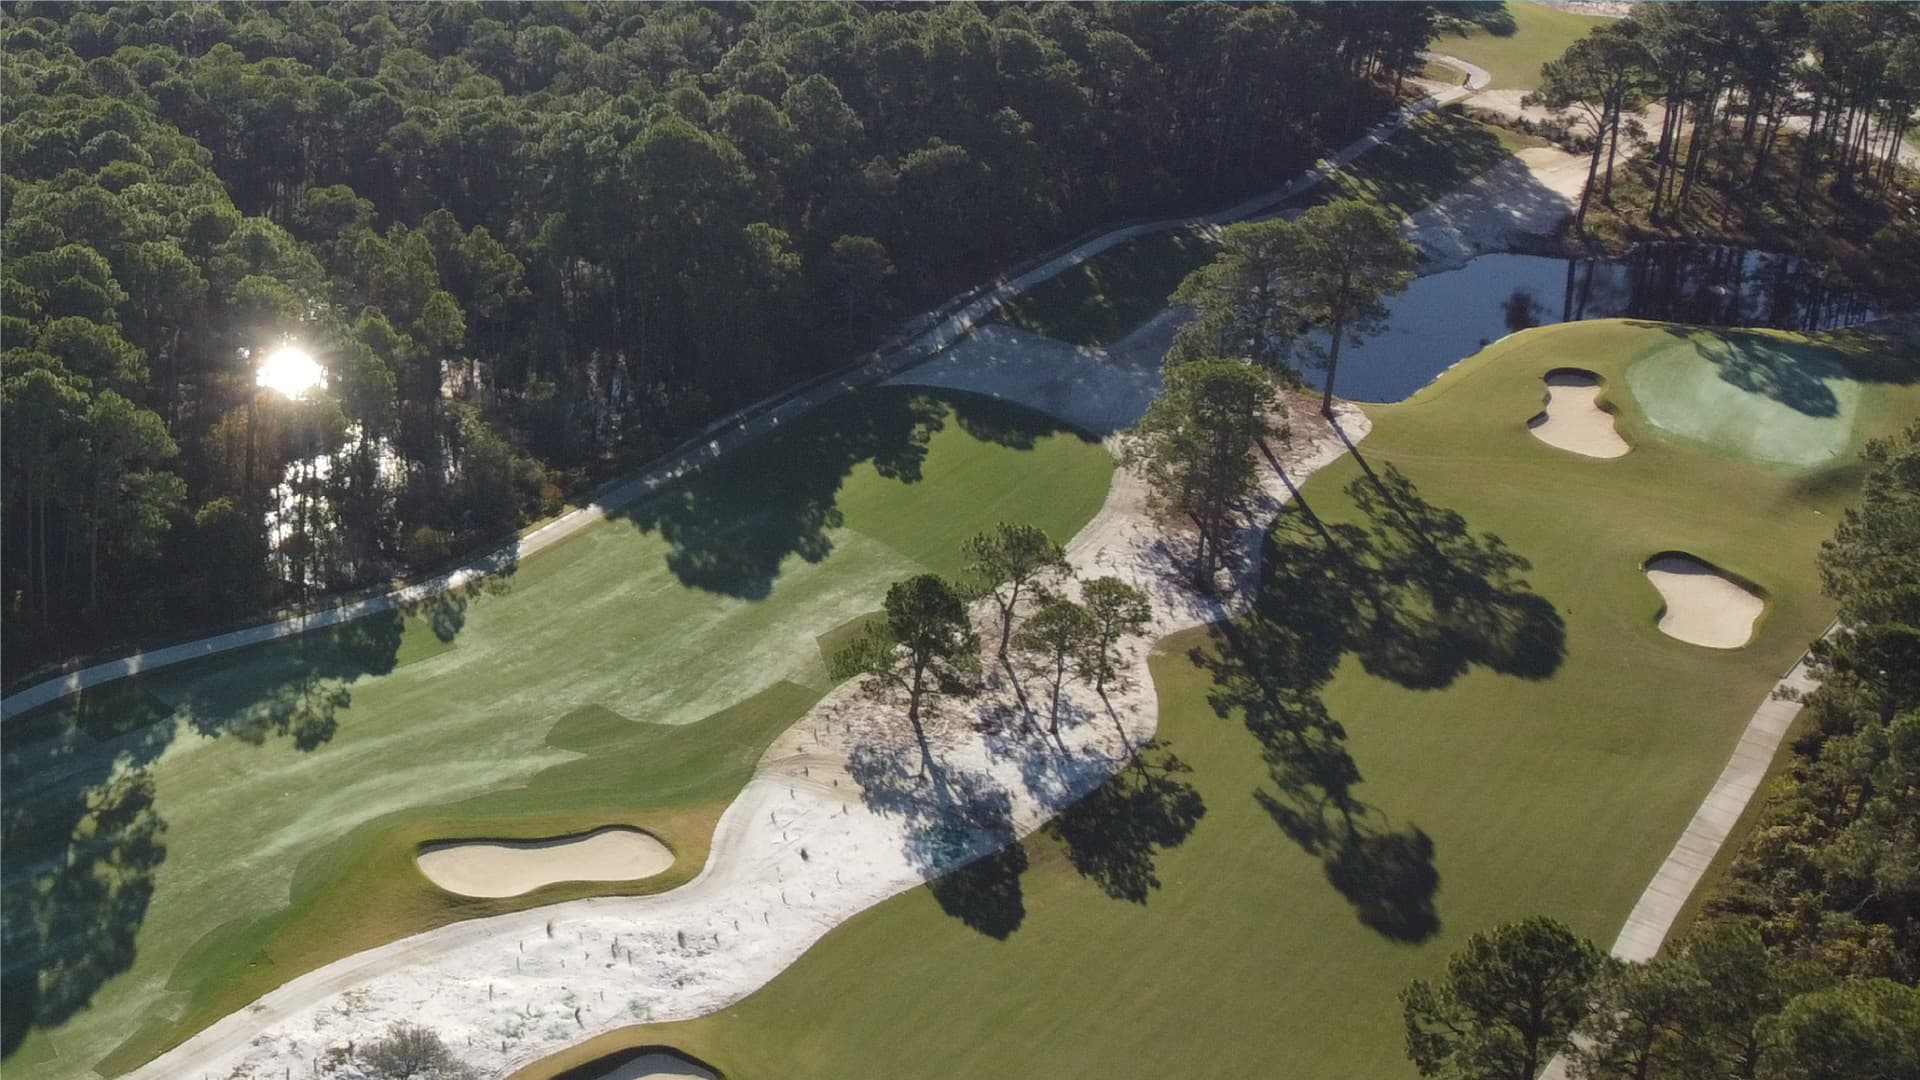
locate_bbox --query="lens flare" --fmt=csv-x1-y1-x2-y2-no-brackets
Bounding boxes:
255,343,325,399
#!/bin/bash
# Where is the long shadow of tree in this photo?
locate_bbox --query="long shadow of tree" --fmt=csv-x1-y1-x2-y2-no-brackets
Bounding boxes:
845,680,1204,937
614,388,1097,600
1,605,426,1060
847,734,1030,939
1190,457,1565,943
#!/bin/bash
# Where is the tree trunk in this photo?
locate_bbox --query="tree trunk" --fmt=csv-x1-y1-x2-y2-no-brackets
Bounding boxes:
1320,318,1344,418
1049,651,1066,734
1574,120,1606,235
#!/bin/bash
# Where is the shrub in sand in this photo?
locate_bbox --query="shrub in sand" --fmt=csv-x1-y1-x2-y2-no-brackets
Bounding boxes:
358,1022,479,1080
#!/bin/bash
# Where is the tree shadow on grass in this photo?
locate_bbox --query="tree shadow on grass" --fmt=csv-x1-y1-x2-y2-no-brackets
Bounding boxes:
1044,740,1206,904
0,605,427,1061
1189,455,1564,943
613,388,1097,601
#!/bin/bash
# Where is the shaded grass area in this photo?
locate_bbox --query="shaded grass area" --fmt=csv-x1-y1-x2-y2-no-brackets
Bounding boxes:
2,389,1115,1080
995,228,1214,346
1434,0,1610,91
998,108,1534,349
522,320,1920,1079
1314,107,1543,219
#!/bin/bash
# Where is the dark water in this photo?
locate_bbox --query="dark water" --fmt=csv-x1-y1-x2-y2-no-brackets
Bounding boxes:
1328,245,1879,403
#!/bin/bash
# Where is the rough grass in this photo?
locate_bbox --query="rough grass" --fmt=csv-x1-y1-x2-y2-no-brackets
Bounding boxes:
2,388,1115,1080
1434,0,1611,91
518,319,1920,1080
994,228,1214,347
1315,106,1541,219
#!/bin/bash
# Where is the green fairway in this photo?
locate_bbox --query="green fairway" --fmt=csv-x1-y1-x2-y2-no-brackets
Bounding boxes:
1625,330,1864,467
1,389,1115,1080
1434,1,1611,91
525,319,1920,1079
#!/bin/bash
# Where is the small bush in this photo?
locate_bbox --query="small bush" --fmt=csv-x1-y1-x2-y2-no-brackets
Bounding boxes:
358,1022,478,1080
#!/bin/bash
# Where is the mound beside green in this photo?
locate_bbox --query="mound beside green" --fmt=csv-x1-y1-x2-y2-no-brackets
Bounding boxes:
2,389,1115,1080
530,319,1919,1079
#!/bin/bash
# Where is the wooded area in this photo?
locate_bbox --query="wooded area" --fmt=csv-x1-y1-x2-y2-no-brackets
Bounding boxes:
0,1,1439,674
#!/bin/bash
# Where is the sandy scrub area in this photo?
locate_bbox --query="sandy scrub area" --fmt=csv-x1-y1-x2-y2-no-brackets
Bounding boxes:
1645,554,1763,649
125,326,1369,1080
585,1051,717,1080
1408,144,1594,270
417,829,675,900
1528,369,1629,458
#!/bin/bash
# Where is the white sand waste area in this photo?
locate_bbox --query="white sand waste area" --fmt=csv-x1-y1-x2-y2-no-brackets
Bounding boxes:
586,1051,717,1080
1528,370,1629,458
126,328,1369,1080
417,828,675,899
887,307,1180,435
1407,145,1592,270
1645,555,1763,649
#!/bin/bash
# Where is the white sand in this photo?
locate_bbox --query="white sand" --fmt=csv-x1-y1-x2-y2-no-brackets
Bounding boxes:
888,308,1180,435
585,1051,717,1080
417,829,674,899
1406,145,1593,270
1645,555,1763,649
1528,370,1629,458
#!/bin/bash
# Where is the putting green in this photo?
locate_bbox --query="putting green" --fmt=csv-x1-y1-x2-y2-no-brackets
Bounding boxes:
1626,332,1862,467
1,388,1114,1080
525,319,1919,1080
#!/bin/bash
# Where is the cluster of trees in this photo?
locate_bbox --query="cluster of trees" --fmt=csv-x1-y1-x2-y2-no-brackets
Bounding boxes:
832,521,1150,770
1400,423,1920,1080
1124,199,1415,592
1529,3,1920,237
1403,916,1919,1080
1,2,1442,672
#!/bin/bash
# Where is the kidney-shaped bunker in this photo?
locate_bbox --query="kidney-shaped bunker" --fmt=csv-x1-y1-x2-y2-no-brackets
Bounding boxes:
416,826,672,899
1643,553,1763,649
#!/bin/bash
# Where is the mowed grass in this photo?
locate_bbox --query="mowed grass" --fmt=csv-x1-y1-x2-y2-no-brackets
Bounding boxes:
1,388,1115,1080
1435,0,1612,91
998,108,1536,350
517,320,1920,1079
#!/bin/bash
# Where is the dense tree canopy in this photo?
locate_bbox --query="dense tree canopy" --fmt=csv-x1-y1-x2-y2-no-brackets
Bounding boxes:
0,1,1437,674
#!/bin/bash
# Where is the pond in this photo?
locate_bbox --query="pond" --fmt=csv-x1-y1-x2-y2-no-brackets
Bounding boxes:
1325,245,1879,403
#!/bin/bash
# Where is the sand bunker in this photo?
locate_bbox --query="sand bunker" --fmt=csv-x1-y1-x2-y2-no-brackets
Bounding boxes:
416,827,672,899
580,1050,718,1080
1528,369,1629,458
1644,554,1763,649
